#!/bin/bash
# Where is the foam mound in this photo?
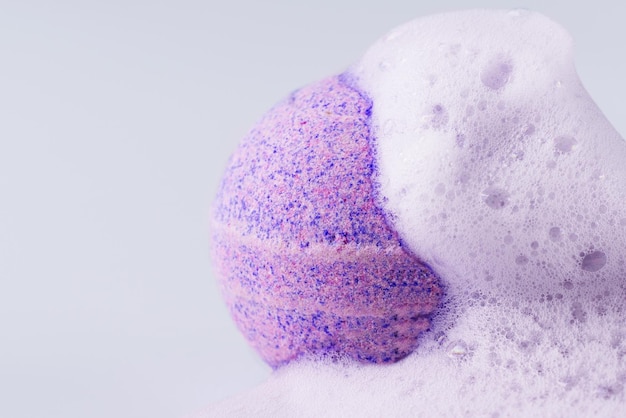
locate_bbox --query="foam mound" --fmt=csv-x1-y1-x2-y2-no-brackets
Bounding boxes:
354,8,626,298
203,9,626,417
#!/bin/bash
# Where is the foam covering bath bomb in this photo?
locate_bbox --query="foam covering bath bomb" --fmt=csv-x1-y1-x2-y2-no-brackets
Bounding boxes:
210,9,626,371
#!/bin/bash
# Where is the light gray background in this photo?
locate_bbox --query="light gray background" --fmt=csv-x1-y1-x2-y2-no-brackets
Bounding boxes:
1,1,624,417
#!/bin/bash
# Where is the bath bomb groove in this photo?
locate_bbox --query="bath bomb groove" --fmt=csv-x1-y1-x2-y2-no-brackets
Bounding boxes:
211,75,443,367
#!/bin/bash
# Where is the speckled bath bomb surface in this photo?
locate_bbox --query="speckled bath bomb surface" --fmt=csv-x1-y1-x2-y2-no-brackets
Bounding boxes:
210,75,442,367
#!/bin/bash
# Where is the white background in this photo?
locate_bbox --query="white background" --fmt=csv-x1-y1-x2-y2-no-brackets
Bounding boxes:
1,1,625,417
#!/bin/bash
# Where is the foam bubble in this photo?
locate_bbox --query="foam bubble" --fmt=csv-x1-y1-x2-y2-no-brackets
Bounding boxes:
554,135,577,154
581,250,607,272
481,56,513,90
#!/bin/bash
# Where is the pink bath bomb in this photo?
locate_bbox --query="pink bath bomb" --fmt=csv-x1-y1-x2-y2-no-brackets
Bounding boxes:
210,75,443,367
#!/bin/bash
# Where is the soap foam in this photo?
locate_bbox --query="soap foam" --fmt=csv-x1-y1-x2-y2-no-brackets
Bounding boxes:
194,297,626,417
197,10,626,417
194,289,626,416
353,9,626,296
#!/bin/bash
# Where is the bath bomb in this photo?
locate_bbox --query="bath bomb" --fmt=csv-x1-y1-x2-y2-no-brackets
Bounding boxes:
211,76,443,367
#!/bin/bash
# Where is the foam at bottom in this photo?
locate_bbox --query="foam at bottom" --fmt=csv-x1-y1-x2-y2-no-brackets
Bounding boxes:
189,291,626,417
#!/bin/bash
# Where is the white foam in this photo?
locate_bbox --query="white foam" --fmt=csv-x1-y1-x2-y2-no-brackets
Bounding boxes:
353,9,626,296
195,10,626,417
194,297,626,417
